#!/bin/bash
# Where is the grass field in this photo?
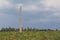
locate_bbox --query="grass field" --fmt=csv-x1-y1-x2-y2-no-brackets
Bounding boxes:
0,31,60,40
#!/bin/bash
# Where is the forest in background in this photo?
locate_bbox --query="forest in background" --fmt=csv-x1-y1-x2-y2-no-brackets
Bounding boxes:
0,27,59,32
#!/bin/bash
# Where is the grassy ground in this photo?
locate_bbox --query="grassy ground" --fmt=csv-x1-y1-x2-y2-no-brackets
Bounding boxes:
0,31,60,40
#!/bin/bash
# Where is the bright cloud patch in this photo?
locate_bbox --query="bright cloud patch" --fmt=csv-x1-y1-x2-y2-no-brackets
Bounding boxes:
0,0,13,8
23,5,39,11
17,0,60,12
41,0,60,8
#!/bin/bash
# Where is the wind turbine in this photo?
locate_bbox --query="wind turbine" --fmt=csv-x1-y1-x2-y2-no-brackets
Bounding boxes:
20,4,23,32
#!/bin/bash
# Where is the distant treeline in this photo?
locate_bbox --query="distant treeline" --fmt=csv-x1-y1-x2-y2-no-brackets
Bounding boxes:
0,27,59,32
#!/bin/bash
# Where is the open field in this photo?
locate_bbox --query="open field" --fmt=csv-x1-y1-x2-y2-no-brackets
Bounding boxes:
0,31,60,40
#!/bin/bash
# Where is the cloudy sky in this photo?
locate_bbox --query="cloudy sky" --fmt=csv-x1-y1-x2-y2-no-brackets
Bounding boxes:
0,0,60,29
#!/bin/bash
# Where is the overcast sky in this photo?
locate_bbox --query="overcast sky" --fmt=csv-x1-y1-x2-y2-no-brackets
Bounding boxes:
0,0,60,29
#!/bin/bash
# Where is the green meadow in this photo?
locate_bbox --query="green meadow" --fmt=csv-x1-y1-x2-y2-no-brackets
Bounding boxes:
0,31,60,40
